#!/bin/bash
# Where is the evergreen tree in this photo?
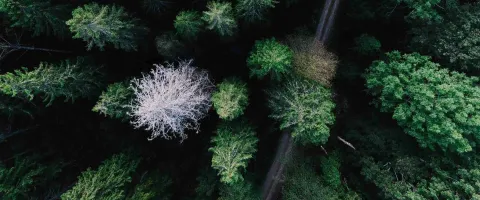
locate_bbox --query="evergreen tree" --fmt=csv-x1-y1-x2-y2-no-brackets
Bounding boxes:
218,180,260,200
411,2,480,70
202,1,237,36
66,3,149,51
155,32,185,59
93,81,133,121
0,0,70,37
209,120,258,184
0,156,61,199
365,51,480,153
247,38,293,80
174,11,204,40
211,78,248,120
61,152,140,200
127,171,172,200
235,0,277,22
0,58,103,106
353,34,381,56
268,76,335,145
194,168,219,200
142,0,171,14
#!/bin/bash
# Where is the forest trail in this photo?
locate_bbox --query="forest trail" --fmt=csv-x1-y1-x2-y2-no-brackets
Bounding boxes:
261,0,340,199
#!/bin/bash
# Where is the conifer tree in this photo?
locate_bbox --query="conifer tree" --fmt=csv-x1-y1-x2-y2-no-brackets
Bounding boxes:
365,51,480,153
0,0,70,37
66,3,149,51
235,0,277,22
247,38,293,80
218,180,260,200
93,81,133,120
142,0,171,14
61,152,140,200
174,11,204,40
268,76,335,145
209,120,258,184
202,1,237,36
0,58,103,106
211,78,248,120
353,34,381,56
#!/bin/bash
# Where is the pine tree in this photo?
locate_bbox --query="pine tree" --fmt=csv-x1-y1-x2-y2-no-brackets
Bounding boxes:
66,3,149,51
209,120,258,184
127,171,172,200
61,152,140,200
0,0,70,37
93,81,133,121
218,180,260,200
211,78,249,120
268,76,335,145
365,51,480,153
202,1,237,36
235,0,277,22
174,11,204,40
247,38,293,80
0,58,103,106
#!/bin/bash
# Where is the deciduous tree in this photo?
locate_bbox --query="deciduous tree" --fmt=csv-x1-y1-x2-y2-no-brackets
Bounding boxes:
130,60,213,141
211,78,248,120
353,34,381,56
66,3,149,51
365,51,480,153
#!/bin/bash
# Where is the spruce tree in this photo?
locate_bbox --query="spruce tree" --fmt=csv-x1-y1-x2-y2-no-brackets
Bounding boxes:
247,38,293,80
66,3,149,51
61,152,140,200
218,180,260,200
211,78,249,120
209,120,258,184
202,1,237,36
365,51,480,153
0,0,70,37
235,0,277,22
93,81,133,121
174,11,204,40
0,58,103,106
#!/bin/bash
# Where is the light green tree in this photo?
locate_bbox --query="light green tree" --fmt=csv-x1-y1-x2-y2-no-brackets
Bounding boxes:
0,0,69,37
365,51,480,153
61,152,140,200
247,38,293,80
209,120,258,184
174,11,204,40
202,1,237,36
0,58,102,106
66,3,149,51
93,81,133,120
235,0,277,22
211,78,248,120
268,76,335,145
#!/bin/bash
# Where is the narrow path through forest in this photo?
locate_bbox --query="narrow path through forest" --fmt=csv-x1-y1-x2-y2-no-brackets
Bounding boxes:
261,0,340,199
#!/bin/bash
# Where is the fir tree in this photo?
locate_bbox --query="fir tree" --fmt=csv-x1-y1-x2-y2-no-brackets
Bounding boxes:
365,51,480,153
211,78,249,120
174,11,204,40
235,0,277,22
66,3,149,51
202,1,237,36
209,120,258,184
0,58,103,106
0,0,70,37
268,76,335,145
218,180,260,200
61,152,140,200
247,38,293,80
353,34,381,56
93,81,133,121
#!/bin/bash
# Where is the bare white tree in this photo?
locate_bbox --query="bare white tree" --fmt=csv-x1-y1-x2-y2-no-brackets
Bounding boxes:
130,59,214,141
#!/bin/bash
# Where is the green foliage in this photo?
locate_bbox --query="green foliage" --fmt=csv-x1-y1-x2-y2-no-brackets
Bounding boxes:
247,38,293,80
93,81,133,120
209,120,258,184
268,77,335,145
66,3,149,51
235,0,277,22
211,78,248,120
174,11,204,40
155,32,185,59
202,1,237,36
0,156,60,199
0,58,102,106
218,180,260,200
61,152,140,200
0,0,69,37
353,34,381,55
411,3,480,70
365,51,480,153
128,171,172,200
142,0,171,14
397,0,442,23
195,168,219,200
320,153,341,188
